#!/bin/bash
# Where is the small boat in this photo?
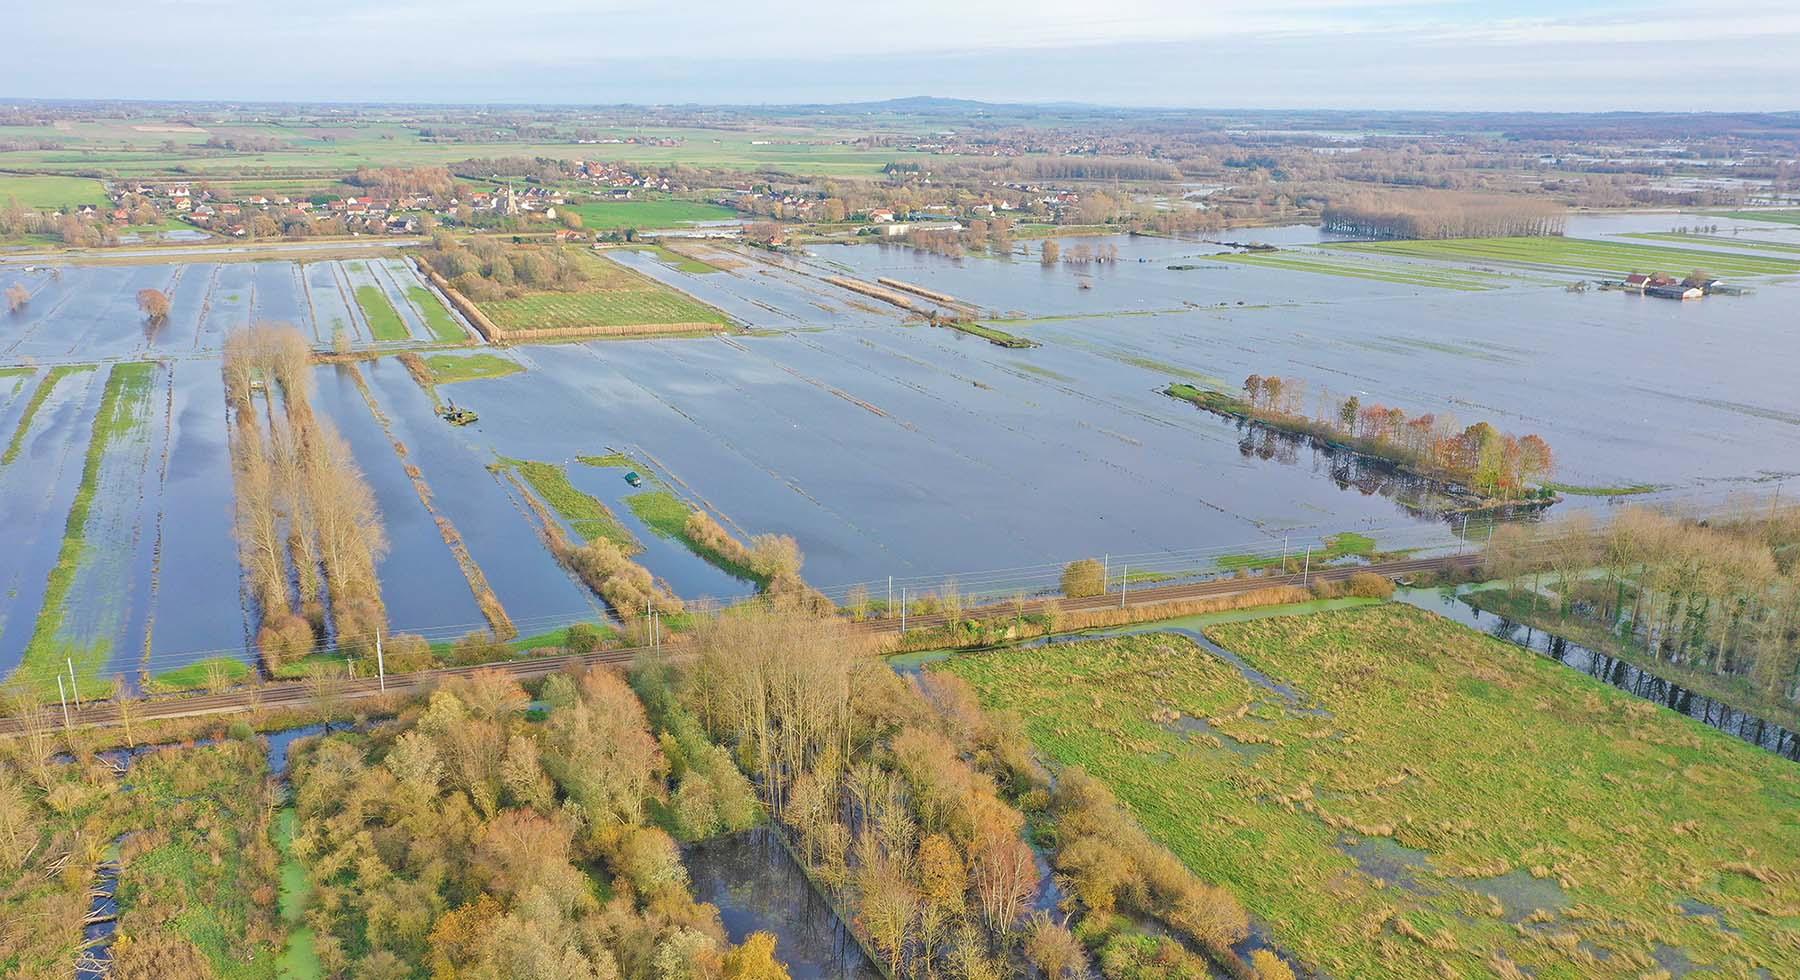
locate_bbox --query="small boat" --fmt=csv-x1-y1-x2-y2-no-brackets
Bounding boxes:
624,470,644,487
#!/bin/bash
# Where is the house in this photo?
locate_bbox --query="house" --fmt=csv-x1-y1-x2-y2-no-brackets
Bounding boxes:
868,208,896,223
1623,273,1652,291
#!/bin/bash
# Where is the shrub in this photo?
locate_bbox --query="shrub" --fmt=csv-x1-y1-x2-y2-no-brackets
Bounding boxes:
565,622,605,653
382,633,434,672
1061,559,1106,598
1344,571,1396,599
448,630,510,666
257,613,317,666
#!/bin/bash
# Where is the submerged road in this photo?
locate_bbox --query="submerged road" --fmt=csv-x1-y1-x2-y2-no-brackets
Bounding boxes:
0,553,1481,735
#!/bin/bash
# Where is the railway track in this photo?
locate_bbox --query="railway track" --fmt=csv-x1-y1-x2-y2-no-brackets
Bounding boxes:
0,552,1481,735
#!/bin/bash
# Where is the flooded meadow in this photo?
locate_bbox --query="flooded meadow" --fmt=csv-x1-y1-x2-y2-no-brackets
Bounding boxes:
3,213,1797,680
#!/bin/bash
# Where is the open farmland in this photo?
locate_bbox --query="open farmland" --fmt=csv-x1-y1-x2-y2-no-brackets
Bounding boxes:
1330,235,1800,278
1213,249,1520,290
0,173,109,210
476,250,732,335
938,603,1800,978
566,196,738,229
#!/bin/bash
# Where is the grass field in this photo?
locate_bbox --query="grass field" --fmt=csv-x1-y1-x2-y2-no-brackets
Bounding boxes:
1542,481,1661,497
610,243,721,274
0,123,930,178
1622,231,1800,255
0,173,109,209
939,603,1800,979
501,457,639,550
14,362,155,696
479,251,730,333
1,364,95,465
353,284,408,341
404,285,466,342
624,489,763,585
1708,211,1800,227
1217,530,1378,571
1332,236,1800,278
568,197,737,229
421,352,521,384
1216,249,1511,290
150,656,253,691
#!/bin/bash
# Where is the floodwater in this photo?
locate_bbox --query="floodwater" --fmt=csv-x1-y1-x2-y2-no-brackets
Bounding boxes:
683,828,882,980
6,213,1799,673
1397,587,1800,760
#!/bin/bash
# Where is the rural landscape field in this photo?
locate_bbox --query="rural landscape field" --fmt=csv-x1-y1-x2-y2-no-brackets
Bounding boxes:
4,5,1800,978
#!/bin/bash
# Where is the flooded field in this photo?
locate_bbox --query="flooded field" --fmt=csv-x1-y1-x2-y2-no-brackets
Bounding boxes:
3,213,1796,678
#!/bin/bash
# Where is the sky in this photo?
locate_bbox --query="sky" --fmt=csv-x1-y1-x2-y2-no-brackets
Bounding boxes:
5,0,1799,111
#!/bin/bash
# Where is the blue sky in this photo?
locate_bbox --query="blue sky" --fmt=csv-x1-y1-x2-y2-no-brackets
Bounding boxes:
4,1,1797,110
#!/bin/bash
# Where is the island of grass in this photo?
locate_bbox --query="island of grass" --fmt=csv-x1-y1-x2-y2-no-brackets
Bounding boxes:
941,320,1036,348
1164,381,1555,511
1541,480,1661,497
606,242,724,274
353,284,409,342
2,363,96,465
419,352,522,384
1217,530,1382,571
11,361,155,696
938,603,1800,979
579,452,769,586
495,457,640,551
404,284,468,342
1215,248,1509,290
1330,236,1800,278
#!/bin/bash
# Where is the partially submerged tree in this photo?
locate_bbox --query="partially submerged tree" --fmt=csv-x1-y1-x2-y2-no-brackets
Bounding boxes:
136,287,171,323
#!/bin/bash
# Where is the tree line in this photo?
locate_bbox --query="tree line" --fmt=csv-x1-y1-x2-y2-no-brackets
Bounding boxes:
1320,189,1566,240
417,233,591,302
1485,504,1800,707
224,324,390,667
1237,375,1554,499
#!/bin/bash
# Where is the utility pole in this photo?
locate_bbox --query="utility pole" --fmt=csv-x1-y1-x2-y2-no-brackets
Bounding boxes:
888,576,893,618
1119,563,1128,609
57,676,70,731
1302,547,1311,586
1103,554,1110,591
901,588,908,633
376,629,386,694
1282,535,1289,569
67,658,80,706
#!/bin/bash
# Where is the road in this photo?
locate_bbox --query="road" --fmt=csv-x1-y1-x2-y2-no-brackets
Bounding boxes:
0,553,1481,735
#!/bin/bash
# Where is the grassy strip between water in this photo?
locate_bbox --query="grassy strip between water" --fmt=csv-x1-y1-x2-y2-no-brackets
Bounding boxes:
945,320,1037,348
353,284,409,342
420,352,522,384
624,489,766,586
610,242,722,274
149,656,254,691
1217,530,1379,571
1707,210,1800,227
499,456,640,551
405,284,468,342
13,362,155,697
1,364,96,465
577,452,637,469
1216,249,1504,290
1541,481,1661,497
939,603,1800,979
1331,235,1800,278
1622,232,1800,256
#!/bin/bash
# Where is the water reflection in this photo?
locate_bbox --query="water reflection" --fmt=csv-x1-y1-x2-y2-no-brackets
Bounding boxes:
684,828,882,980
1400,590,1800,761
